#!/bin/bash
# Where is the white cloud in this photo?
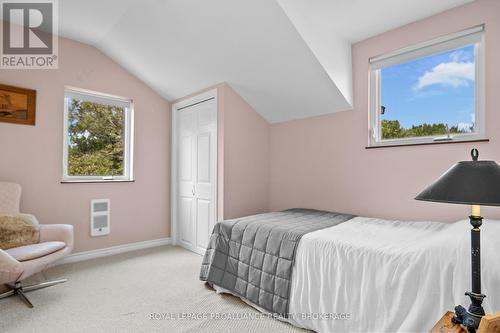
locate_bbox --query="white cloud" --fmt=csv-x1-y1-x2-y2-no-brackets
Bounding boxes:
449,50,472,62
415,61,474,90
457,122,473,133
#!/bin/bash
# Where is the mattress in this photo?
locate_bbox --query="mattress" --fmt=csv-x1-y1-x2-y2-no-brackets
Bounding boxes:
288,217,500,332
210,216,500,332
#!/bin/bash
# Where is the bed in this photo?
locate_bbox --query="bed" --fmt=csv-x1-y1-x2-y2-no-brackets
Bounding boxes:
200,209,500,332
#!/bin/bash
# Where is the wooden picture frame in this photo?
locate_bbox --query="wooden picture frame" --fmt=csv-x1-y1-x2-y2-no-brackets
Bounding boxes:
0,84,36,125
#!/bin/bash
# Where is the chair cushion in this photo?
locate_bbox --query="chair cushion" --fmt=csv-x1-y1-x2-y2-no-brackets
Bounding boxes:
5,241,66,262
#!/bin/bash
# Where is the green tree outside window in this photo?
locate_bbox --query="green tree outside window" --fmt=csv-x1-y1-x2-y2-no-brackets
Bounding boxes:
67,99,125,176
381,119,473,140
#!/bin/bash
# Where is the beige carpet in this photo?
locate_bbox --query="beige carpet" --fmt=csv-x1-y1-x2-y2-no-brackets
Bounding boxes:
0,246,308,333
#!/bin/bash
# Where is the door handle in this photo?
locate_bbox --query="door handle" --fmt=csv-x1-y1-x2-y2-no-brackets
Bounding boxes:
192,186,195,196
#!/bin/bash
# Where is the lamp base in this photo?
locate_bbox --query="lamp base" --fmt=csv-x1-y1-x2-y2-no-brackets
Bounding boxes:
452,292,486,333
451,215,486,333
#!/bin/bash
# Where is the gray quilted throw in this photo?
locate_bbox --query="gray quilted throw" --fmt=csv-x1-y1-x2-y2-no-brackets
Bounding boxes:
200,208,355,315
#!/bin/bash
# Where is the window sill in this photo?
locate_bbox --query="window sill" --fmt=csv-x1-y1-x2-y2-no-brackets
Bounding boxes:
366,138,489,149
61,179,135,184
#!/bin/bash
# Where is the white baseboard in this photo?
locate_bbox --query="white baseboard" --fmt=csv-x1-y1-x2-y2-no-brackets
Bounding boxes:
58,237,172,265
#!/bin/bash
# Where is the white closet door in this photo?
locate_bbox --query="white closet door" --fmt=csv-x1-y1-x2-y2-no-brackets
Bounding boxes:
178,108,196,248
176,98,217,254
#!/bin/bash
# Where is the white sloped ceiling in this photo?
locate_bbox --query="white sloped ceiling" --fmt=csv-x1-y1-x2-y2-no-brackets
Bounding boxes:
59,0,473,123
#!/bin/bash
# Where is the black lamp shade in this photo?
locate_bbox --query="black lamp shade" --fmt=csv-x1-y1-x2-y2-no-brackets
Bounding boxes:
415,150,500,206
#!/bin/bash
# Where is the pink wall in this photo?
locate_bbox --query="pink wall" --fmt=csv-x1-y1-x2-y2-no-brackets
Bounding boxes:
0,37,171,252
269,0,500,222
2,0,495,257
222,84,269,219
173,83,270,220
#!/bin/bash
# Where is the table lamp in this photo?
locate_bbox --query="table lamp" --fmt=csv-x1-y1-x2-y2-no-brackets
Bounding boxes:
415,148,500,333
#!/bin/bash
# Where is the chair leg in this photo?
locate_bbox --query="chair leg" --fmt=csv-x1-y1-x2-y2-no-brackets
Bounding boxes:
0,289,15,299
22,279,67,292
16,289,33,308
0,278,68,308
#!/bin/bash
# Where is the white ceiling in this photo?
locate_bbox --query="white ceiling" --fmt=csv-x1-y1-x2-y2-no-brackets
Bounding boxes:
278,0,474,44
59,0,473,123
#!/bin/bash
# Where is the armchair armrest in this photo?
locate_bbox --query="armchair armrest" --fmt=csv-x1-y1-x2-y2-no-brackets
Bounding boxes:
39,224,74,252
0,249,23,284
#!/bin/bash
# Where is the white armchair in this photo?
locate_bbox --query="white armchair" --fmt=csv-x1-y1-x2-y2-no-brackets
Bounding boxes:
0,182,74,308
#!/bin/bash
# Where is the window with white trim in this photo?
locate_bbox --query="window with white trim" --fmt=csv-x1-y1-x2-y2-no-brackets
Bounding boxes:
63,88,134,182
368,25,485,147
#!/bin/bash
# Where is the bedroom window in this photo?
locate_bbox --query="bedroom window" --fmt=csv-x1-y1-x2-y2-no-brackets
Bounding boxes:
62,87,134,182
368,25,485,147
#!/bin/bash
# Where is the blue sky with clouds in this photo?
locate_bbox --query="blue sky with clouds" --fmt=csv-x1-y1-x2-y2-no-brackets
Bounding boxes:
381,45,475,131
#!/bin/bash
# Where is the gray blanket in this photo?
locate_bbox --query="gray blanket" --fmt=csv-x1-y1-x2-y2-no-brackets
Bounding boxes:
199,208,355,315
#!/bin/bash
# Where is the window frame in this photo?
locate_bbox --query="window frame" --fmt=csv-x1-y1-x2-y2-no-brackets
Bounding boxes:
62,87,134,183
368,25,486,148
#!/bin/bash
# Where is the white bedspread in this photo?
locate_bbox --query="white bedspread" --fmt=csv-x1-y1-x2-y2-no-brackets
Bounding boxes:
288,217,500,332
